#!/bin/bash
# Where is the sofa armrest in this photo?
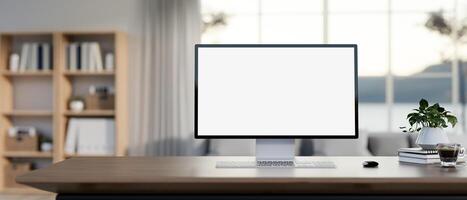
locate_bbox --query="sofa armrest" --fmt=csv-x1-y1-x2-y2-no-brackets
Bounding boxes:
368,133,410,156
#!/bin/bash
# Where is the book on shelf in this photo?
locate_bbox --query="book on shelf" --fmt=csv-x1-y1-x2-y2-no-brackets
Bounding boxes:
17,42,52,72
65,118,115,156
81,42,90,71
41,43,52,71
64,118,79,154
67,42,106,72
30,43,38,70
19,43,29,71
38,43,43,70
90,42,104,71
77,43,81,70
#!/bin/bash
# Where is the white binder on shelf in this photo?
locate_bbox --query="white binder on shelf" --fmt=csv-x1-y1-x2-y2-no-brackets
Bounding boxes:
68,43,78,71
42,43,51,71
76,118,115,155
65,118,115,156
65,118,80,154
80,42,92,71
29,43,38,71
90,42,103,72
19,43,30,72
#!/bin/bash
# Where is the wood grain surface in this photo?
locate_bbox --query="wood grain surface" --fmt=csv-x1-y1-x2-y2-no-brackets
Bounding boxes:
16,156,467,195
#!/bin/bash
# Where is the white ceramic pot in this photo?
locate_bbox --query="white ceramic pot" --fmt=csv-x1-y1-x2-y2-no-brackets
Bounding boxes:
416,127,449,150
70,100,85,112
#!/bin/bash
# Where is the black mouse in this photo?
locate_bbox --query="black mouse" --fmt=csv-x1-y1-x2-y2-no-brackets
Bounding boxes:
363,161,379,168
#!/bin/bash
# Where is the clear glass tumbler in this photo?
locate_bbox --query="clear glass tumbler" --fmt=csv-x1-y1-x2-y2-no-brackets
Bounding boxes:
436,143,465,168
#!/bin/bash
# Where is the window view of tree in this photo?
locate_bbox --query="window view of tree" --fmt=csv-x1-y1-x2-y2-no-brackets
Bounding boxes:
201,0,467,133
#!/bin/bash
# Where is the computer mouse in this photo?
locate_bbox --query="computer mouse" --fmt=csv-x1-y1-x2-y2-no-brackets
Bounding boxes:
362,161,379,168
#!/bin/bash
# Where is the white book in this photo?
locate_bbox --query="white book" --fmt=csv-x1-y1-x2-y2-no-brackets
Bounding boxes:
76,119,92,155
29,43,39,71
85,42,92,71
399,155,465,164
67,44,71,70
104,119,115,154
398,152,439,159
42,43,51,71
398,156,440,164
80,42,90,71
68,43,78,71
19,43,30,72
398,147,438,155
90,42,103,72
96,44,104,72
79,43,84,71
65,118,80,154
88,43,95,72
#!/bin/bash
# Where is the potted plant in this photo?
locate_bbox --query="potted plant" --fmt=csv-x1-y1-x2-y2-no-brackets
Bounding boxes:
400,99,457,150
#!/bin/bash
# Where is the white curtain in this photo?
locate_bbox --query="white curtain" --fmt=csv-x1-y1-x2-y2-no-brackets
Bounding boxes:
130,0,203,156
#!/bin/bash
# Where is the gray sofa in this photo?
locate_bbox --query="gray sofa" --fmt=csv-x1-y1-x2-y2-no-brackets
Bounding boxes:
204,132,467,156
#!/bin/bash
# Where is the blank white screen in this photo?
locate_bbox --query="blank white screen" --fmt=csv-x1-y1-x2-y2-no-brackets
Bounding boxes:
197,46,356,136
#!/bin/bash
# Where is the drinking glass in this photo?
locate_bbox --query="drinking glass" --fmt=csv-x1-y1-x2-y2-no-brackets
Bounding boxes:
436,143,464,168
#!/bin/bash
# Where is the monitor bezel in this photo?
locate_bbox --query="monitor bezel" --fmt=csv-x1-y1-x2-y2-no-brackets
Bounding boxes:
194,44,358,139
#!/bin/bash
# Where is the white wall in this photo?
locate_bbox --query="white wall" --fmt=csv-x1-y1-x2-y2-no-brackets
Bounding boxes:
0,0,143,32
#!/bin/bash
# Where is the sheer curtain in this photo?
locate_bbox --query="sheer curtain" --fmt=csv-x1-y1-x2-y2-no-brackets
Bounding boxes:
130,0,203,156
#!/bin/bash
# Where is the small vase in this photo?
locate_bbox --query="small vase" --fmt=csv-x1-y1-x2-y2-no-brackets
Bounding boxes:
416,127,449,150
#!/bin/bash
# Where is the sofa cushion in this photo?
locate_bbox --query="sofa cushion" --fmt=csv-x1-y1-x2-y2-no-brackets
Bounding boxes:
368,133,410,156
447,134,467,147
312,131,371,156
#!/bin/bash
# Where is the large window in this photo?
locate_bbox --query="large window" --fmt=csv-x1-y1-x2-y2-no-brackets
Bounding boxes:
201,0,467,133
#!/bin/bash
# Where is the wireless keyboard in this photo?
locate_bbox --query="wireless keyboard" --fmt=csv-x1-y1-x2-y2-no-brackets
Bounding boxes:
216,160,336,168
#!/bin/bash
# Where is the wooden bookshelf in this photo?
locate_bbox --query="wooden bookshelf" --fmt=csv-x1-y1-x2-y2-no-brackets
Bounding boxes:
63,71,114,76
0,31,128,193
1,71,53,77
2,110,53,117
2,187,52,194
3,151,52,158
64,110,115,117
64,154,108,158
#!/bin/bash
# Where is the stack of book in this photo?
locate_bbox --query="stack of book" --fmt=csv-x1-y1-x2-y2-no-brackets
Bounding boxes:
398,148,440,164
13,42,52,72
67,42,109,72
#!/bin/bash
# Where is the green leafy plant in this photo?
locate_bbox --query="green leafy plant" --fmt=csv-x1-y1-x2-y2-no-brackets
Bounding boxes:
400,99,457,133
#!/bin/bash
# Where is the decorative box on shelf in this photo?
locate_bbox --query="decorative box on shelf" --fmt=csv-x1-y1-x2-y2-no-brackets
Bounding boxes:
5,127,39,152
84,85,115,110
85,94,114,110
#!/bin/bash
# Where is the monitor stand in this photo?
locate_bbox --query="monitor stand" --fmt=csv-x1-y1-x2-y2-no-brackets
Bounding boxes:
215,139,336,168
256,139,295,167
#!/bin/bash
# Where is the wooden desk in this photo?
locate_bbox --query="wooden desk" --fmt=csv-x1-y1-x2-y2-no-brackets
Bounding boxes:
17,156,467,200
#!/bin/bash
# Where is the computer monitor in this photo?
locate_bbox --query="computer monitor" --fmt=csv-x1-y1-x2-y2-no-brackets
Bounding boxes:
195,44,358,167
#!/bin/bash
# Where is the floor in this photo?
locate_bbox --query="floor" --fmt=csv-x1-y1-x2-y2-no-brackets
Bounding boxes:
0,194,55,200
